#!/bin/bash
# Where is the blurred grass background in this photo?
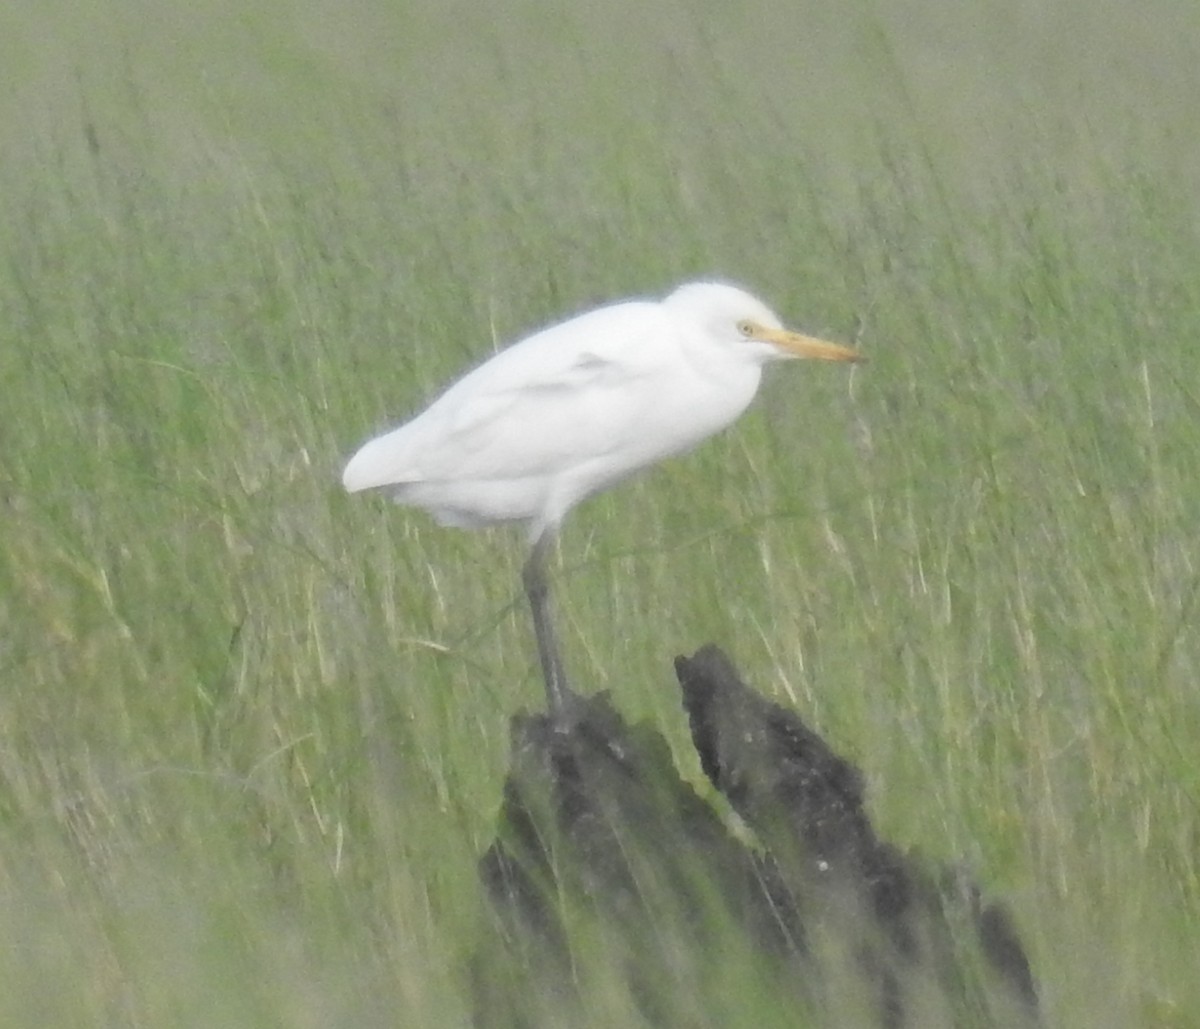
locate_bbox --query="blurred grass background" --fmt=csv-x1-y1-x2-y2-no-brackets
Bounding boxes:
2,0,1199,1024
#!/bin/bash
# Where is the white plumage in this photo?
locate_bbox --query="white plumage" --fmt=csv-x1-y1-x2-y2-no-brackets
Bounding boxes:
343,281,861,712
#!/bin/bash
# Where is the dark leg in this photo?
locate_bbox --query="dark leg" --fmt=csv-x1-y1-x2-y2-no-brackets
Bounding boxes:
522,532,572,713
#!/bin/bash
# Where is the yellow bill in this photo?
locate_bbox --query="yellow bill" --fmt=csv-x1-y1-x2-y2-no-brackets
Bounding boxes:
755,325,864,363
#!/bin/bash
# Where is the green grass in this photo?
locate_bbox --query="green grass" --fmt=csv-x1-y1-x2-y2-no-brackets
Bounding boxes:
2,0,1199,1024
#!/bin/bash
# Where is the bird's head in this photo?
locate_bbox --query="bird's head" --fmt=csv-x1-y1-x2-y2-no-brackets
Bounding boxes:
665,281,863,366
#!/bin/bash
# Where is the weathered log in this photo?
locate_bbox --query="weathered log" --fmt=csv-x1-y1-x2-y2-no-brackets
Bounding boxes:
474,646,1039,1028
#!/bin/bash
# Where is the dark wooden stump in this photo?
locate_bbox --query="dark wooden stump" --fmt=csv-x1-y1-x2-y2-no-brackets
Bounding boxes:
474,645,1039,1028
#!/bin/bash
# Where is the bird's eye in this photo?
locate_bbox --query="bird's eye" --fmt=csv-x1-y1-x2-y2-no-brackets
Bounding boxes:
737,320,756,338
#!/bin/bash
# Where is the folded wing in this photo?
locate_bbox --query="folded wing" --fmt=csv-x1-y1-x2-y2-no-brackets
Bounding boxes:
342,300,677,491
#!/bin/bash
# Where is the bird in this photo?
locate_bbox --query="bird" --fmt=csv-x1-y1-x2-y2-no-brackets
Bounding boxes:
342,281,862,714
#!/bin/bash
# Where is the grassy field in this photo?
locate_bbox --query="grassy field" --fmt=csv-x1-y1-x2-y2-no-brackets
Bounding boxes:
2,0,1199,1024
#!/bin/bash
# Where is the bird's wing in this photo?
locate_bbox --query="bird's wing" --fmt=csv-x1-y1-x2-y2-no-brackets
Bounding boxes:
366,301,687,485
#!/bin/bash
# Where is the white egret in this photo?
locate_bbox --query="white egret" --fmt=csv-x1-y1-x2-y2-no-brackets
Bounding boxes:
343,282,862,713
